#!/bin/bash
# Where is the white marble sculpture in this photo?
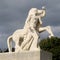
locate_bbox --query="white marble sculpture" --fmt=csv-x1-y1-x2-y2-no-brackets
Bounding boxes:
7,6,54,53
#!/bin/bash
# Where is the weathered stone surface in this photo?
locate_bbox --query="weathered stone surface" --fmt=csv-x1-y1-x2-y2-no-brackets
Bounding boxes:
0,50,52,60
7,7,54,52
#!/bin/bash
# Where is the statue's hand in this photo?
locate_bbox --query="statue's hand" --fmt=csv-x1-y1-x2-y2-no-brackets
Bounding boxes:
42,6,46,10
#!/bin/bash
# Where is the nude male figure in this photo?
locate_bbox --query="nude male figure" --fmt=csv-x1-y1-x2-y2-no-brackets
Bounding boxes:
20,7,45,51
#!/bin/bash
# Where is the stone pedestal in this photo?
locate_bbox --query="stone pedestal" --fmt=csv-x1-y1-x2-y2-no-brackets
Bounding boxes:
0,49,52,60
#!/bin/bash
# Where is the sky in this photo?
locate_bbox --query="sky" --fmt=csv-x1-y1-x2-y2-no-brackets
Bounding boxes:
0,0,60,49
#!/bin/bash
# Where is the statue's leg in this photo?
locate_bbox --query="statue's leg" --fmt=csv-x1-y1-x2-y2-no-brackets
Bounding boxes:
23,37,33,50
15,42,22,52
15,44,19,52
15,37,22,52
7,36,12,53
39,26,54,38
20,33,32,49
30,31,39,51
46,26,54,38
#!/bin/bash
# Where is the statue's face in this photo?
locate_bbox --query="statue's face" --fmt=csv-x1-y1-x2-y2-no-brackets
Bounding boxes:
38,8,46,17
29,8,45,17
29,8,38,16
37,10,43,15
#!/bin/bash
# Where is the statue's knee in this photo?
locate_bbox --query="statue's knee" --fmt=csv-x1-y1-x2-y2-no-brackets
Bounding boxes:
34,36,38,39
47,26,51,29
46,26,51,30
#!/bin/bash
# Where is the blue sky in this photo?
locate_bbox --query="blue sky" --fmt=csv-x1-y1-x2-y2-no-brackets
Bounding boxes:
0,0,60,49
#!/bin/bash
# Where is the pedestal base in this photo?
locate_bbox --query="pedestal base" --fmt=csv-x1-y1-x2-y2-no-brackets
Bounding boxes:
0,49,52,60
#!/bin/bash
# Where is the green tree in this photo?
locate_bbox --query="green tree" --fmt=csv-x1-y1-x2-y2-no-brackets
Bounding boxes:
39,37,60,60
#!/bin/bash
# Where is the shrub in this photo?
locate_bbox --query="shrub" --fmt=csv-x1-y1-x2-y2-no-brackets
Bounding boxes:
39,37,60,60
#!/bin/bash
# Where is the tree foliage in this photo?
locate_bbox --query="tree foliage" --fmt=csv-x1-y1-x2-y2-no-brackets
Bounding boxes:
39,37,60,60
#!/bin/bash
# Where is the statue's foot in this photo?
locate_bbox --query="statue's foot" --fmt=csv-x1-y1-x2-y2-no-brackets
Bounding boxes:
8,51,12,53
30,48,40,51
15,47,23,53
49,35,54,38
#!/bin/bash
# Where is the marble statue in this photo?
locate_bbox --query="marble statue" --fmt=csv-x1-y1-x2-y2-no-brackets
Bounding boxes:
7,6,54,53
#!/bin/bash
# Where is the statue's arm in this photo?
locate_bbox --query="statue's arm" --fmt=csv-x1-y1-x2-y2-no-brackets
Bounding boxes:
25,15,31,24
34,15,42,25
41,10,46,17
41,6,46,17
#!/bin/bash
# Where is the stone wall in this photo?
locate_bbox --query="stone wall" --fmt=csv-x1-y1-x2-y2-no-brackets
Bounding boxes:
0,49,52,60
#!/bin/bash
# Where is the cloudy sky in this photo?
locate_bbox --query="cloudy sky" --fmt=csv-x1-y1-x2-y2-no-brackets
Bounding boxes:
0,0,60,49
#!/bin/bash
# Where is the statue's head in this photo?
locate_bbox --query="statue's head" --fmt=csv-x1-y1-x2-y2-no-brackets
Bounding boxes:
28,7,46,17
37,6,46,17
28,8,38,16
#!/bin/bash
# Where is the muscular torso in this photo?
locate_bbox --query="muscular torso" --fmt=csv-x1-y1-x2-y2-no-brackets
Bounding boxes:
30,15,41,32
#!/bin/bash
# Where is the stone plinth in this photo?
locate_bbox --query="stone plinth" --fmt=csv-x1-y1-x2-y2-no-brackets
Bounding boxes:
0,49,52,60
